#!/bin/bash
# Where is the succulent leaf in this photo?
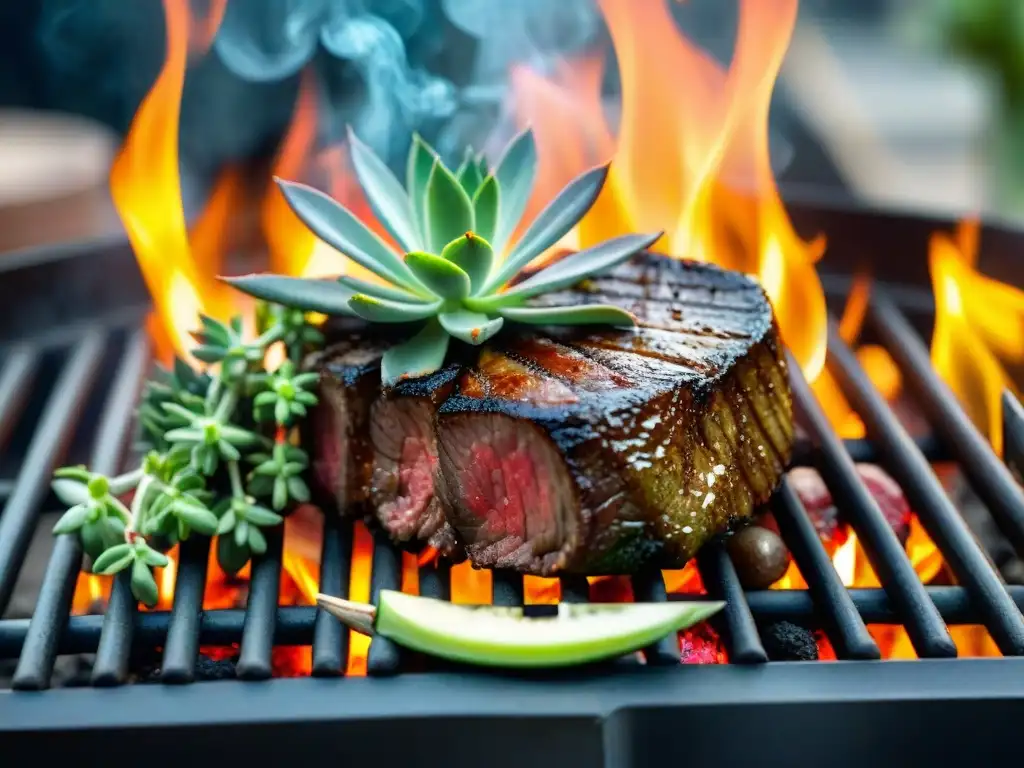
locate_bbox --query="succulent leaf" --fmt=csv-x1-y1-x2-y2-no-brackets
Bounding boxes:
425,160,475,253
501,232,661,301
338,275,422,303
405,251,471,299
472,175,500,246
498,304,636,327
407,133,437,241
457,149,484,197
347,127,422,251
222,274,357,316
276,179,427,293
484,163,610,294
474,152,489,179
381,319,450,385
348,294,442,323
492,127,537,252
440,234,494,295
438,309,504,345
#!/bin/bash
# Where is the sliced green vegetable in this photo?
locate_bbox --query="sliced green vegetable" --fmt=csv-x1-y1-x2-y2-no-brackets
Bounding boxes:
318,590,725,668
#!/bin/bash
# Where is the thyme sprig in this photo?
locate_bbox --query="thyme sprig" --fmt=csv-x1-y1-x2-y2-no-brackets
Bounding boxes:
51,304,323,606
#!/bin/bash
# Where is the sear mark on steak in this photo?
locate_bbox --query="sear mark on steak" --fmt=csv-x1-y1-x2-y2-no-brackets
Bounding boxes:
435,254,794,575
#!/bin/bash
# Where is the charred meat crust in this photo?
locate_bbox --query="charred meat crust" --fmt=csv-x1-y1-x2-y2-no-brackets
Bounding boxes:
312,254,794,576
434,254,794,575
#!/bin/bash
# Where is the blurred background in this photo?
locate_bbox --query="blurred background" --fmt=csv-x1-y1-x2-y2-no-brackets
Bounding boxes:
0,0,1014,252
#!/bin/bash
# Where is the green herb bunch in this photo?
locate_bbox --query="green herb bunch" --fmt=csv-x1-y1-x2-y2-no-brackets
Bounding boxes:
224,128,662,385
51,304,324,606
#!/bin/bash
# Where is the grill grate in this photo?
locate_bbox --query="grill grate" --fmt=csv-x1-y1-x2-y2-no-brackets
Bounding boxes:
1,287,1023,694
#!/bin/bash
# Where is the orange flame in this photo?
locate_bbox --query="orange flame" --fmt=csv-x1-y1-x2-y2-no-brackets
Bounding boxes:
110,0,233,364
929,220,1024,455
511,0,827,380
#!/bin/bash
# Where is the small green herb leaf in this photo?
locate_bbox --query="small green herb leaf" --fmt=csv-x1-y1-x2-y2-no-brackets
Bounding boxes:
485,163,610,293
498,304,636,327
217,533,251,576
347,127,422,251
223,274,358,316
492,127,537,252
92,543,134,575
131,558,159,607
52,504,90,534
380,319,450,386
472,175,500,246
438,310,504,346
348,294,443,323
425,159,475,253
405,251,471,299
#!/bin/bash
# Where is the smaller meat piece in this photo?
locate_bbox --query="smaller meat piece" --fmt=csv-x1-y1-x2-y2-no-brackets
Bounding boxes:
779,464,911,546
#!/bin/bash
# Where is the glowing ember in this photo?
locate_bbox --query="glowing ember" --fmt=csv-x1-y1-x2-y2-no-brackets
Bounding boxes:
930,220,1024,456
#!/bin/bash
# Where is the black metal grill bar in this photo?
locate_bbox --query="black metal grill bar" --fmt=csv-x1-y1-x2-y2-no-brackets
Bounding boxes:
869,292,1024,556
419,560,450,601
788,359,957,658
558,575,590,604
87,330,154,686
793,435,948,466
632,571,683,665
1002,391,1023,477
6,586,1024,658
311,514,349,676
771,479,881,659
366,528,402,675
827,324,1024,654
159,535,210,683
236,528,284,680
12,328,144,691
0,344,39,447
697,542,768,663
0,331,106,615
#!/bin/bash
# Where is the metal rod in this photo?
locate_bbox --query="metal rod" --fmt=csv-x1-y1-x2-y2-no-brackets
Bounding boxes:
418,559,451,601
160,535,211,683
8,536,82,690
311,514,350,677
869,292,1024,556
789,356,957,659
236,528,284,681
1004,391,1024,480
558,575,590,604
771,479,881,659
697,542,768,664
7,587,1023,660
492,570,525,607
87,331,152,686
0,344,39,447
366,528,401,676
0,331,105,614
827,324,1024,655
631,571,683,665
792,435,949,466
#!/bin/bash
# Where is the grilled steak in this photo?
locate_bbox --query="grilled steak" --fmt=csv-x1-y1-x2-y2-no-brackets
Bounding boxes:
434,255,793,575
312,253,794,575
306,326,386,513
369,366,464,557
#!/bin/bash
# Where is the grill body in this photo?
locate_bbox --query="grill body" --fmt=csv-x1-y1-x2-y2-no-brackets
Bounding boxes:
1,194,1024,767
